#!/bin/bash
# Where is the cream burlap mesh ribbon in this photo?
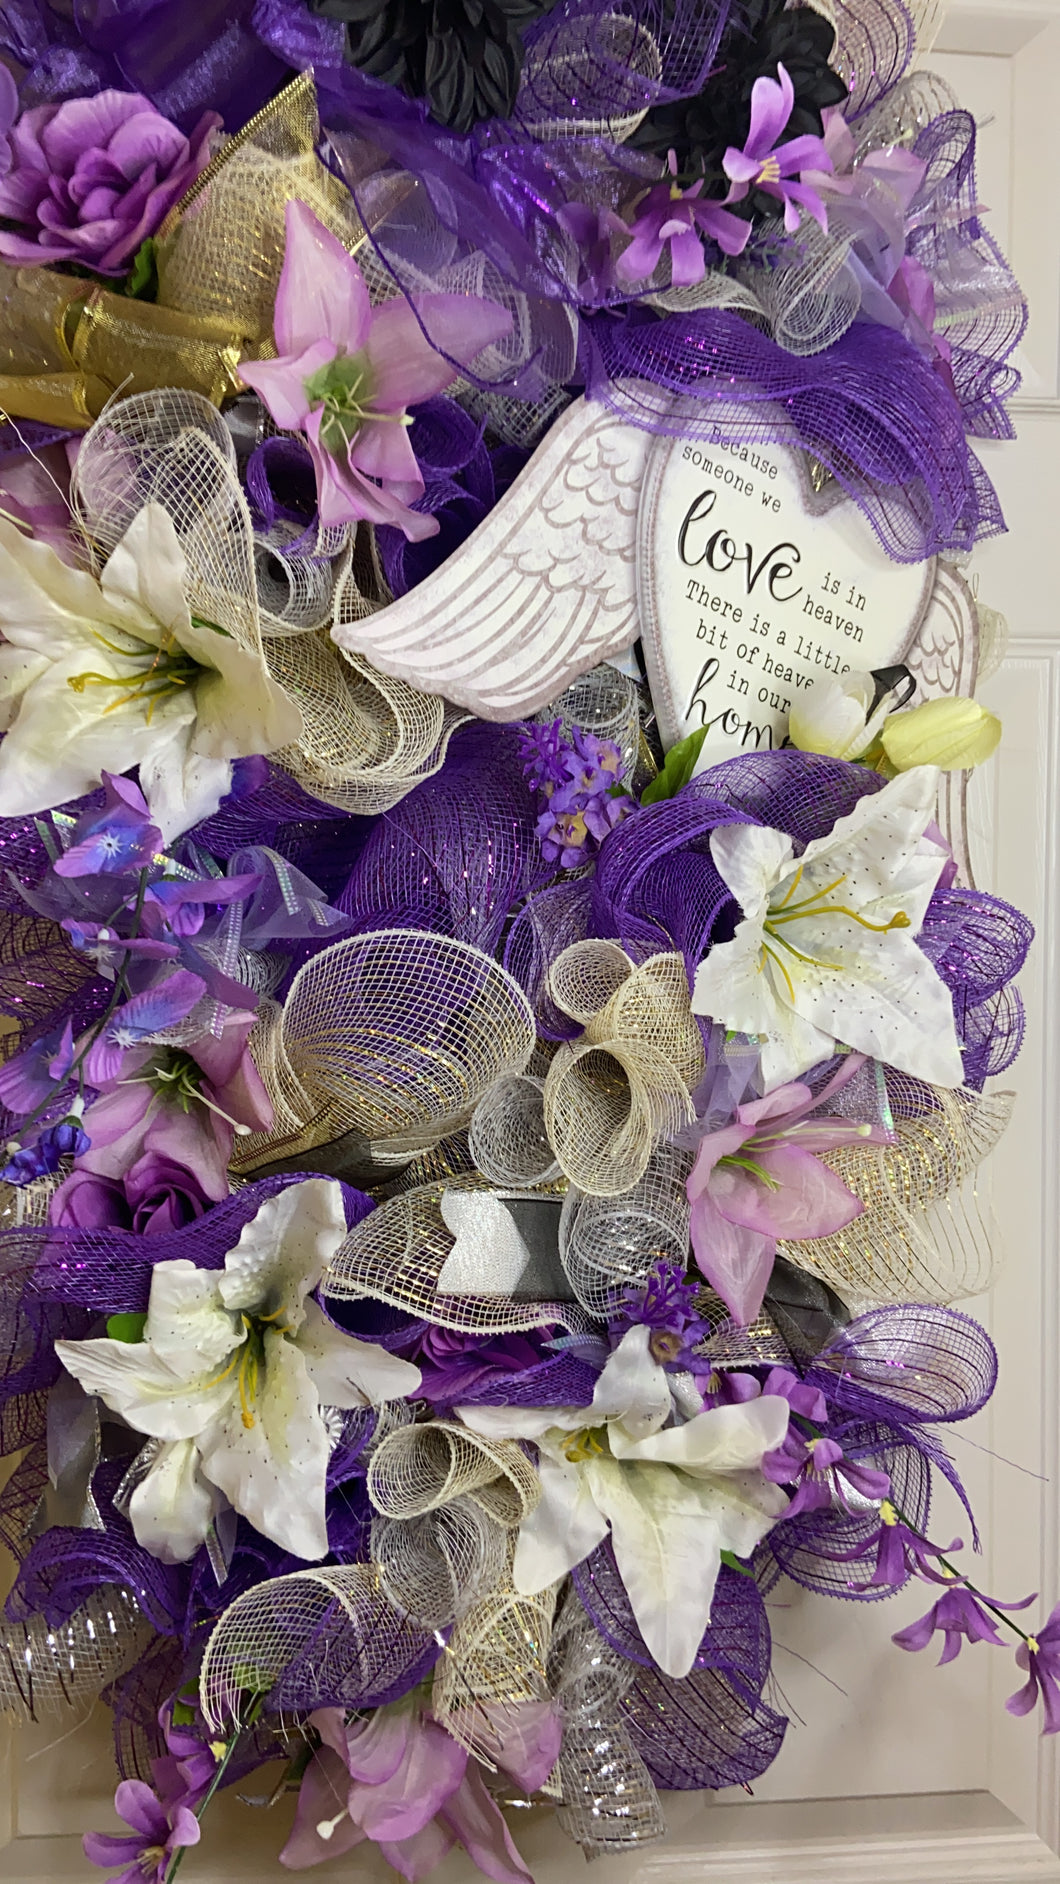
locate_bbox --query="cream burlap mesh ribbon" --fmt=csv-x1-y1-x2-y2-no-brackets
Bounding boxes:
543,942,704,1196
233,931,536,1175
779,1080,1014,1303
321,1174,593,1335
69,389,459,814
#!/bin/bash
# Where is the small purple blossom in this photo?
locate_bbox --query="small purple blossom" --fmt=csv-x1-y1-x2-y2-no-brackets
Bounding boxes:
1008,1603,1060,1735
83,1777,199,1884
611,1262,712,1370
722,64,834,234
616,149,752,286
841,1500,964,1589
82,969,207,1086
893,1585,1032,1666
522,723,634,869
2,1111,90,1184
0,1018,75,1112
52,773,162,879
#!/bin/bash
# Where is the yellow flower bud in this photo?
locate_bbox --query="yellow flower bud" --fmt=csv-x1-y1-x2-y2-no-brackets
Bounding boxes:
880,696,1001,772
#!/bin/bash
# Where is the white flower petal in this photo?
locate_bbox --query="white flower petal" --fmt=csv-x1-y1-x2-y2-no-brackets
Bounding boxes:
98,504,193,643
590,1325,671,1440
55,1336,238,1441
138,733,234,845
457,1404,585,1443
128,1438,221,1564
586,1453,724,1679
219,1179,349,1323
710,824,794,925
144,1260,238,1369
0,652,192,817
296,1299,422,1408
197,1330,331,1561
691,768,963,1089
608,1394,789,1471
511,1451,609,1594
0,513,117,656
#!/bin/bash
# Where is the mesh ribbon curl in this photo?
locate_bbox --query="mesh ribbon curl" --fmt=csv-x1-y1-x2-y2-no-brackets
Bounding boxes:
542,941,705,1196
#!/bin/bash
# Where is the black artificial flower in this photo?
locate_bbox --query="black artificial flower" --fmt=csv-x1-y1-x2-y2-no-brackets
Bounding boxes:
310,0,558,134
630,0,848,192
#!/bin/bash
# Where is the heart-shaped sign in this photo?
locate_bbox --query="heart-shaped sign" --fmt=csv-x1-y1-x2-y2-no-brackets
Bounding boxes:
637,433,939,759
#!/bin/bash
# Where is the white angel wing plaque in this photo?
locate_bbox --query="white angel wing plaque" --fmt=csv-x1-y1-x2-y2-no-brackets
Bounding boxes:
331,392,978,750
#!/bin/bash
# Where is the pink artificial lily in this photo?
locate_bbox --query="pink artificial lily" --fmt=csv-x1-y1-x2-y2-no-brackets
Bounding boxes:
616,149,751,286
687,1065,892,1326
280,1696,554,1878
722,63,834,234
241,200,513,537
72,1009,272,1200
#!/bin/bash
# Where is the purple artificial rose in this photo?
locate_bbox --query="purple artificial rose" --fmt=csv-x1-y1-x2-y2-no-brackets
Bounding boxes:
0,90,219,275
50,1153,214,1235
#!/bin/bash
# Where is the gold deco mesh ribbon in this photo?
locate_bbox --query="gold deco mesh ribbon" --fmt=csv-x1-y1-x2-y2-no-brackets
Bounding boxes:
543,941,705,1197
0,73,376,428
234,931,536,1176
779,1078,1014,1303
198,1562,430,1734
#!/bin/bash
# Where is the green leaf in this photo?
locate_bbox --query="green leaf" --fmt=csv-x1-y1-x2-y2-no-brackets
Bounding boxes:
106,1312,147,1344
171,1699,196,1727
640,727,709,805
720,1549,755,1578
125,237,159,302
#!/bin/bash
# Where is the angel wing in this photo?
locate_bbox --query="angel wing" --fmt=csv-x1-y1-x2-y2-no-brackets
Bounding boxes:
330,397,650,719
905,561,980,885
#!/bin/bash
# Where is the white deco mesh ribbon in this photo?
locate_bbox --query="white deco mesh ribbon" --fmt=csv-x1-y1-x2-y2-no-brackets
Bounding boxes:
69,389,460,815
548,1588,666,1853
234,930,537,1174
543,941,705,1196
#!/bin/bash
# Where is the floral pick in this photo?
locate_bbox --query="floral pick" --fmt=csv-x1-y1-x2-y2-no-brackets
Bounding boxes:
241,199,513,538
722,63,834,233
615,149,751,287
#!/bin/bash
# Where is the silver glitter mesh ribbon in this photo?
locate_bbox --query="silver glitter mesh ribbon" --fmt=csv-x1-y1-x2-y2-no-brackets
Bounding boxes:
548,1590,666,1853
0,1586,156,1720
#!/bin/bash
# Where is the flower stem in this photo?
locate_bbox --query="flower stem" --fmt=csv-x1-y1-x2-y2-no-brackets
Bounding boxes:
889,1503,1033,1643
163,1696,265,1883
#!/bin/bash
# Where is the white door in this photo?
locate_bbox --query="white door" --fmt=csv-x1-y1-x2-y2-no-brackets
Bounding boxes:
4,5,1060,1879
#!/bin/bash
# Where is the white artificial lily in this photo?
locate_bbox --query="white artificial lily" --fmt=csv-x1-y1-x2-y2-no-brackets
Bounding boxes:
0,503,302,841
690,765,964,1091
459,1325,789,1679
787,668,896,761
55,1179,421,1564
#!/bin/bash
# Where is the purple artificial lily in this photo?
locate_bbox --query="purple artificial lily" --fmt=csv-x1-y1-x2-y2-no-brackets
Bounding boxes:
722,64,834,234
1008,1603,1060,1734
58,1008,273,1204
52,772,162,879
280,1697,547,1879
241,199,513,538
83,1777,199,1884
616,149,751,287
686,1071,888,1327
754,1367,892,1517
894,1584,1033,1666
842,1499,964,1589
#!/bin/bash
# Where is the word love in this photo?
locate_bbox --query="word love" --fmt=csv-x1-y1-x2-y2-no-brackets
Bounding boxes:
678,488,803,603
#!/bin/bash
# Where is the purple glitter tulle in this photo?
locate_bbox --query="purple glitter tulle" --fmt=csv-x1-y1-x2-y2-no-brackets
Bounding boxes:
622,1660,788,1790
8,1462,187,1637
580,312,1004,563
339,725,551,955
376,400,531,597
